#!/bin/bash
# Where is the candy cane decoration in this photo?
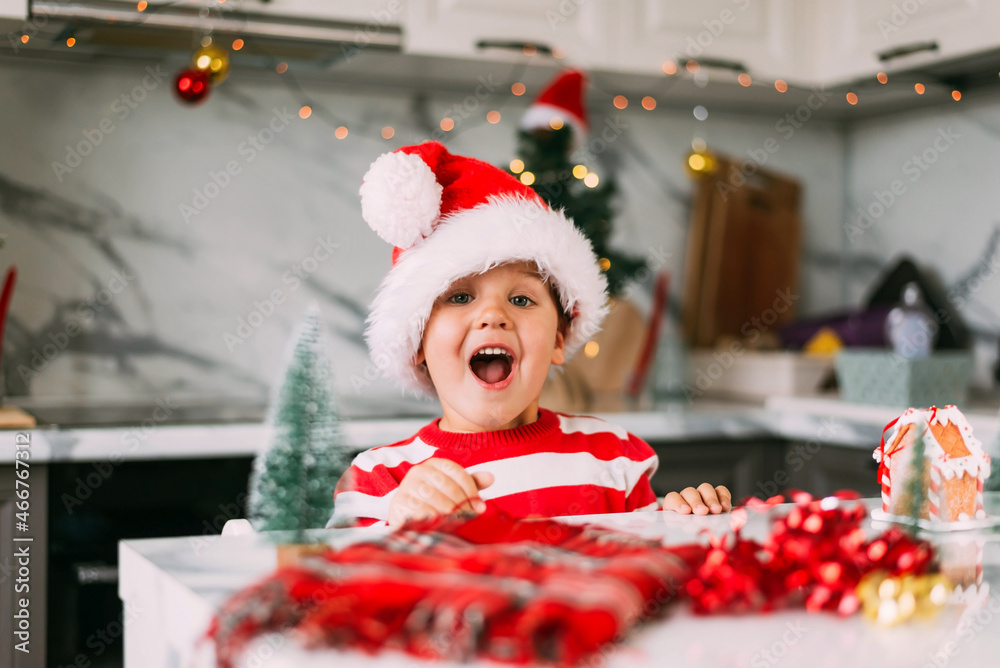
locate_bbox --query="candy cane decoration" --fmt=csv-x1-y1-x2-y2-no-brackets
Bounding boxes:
876,416,901,513
976,478,985,519
881,473,891,512
928,465,941,521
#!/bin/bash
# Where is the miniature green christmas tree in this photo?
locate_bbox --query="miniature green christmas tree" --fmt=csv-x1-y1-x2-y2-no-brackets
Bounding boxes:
987,406,1000,492
247,307,348,541
509,69,645,298
905,423,928,529
512,126,646,298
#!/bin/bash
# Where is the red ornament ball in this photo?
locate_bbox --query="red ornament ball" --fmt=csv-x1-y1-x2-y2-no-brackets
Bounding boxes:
174,69,211,104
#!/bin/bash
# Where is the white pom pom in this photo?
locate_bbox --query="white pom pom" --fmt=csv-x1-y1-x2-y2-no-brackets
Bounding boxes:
360,152,442,248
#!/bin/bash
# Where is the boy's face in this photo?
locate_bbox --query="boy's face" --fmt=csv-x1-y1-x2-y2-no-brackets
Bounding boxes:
415,261,566,432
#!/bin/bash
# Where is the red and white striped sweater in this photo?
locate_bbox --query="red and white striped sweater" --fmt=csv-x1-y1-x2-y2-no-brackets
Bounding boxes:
329,408,660,527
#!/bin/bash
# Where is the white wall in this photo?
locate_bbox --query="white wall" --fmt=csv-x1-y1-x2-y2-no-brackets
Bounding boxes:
844,89,1000,387
0,56,855,409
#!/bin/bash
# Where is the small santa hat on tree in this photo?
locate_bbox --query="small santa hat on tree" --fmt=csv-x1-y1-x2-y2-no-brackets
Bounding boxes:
519,69,589,141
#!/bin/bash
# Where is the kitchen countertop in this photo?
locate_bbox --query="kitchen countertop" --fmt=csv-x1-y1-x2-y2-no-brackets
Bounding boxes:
118,497,1000,668
3,395,998,464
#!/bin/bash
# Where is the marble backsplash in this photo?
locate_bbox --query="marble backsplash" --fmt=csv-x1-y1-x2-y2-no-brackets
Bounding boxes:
0,54,996,414
844,90,1000,388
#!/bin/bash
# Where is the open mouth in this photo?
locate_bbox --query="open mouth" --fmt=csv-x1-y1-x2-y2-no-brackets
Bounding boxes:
469,346,514,386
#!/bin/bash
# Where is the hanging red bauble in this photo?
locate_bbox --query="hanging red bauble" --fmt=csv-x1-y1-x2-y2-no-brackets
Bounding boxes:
174,69,211,105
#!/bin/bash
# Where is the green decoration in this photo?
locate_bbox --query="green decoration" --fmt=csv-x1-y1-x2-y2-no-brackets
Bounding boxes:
905,422,928,529
511,127,646,297
247,307,348,541
986,405,1000,492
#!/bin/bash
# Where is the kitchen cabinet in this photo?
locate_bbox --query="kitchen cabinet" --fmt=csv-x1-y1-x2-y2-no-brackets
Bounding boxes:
647,438,786,501
405,0,1000,88
404,0,610,66
608,0,808,81
0,0,27,21
18,0,1000,90
812,0,1000,85
45,456,254,667
235,0,404,24
35,0,403,28
651,438,882,503
785,441,881,498
404,0,800,80
0,461,47,668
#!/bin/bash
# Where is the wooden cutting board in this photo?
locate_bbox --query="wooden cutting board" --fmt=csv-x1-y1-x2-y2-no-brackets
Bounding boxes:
682,156,802,348
0,406,36,428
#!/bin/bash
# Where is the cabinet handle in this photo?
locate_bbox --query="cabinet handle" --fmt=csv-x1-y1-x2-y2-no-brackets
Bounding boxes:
475,40,554,56
674,56,747,74
75,562,119,585
877,41,938,63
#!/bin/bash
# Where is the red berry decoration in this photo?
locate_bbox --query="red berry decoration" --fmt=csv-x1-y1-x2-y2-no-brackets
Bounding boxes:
174,68,211,104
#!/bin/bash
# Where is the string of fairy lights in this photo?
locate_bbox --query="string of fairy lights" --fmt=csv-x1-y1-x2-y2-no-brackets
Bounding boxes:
15,2,987,154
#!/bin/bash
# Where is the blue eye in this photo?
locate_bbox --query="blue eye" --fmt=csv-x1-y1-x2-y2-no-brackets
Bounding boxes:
448,293,471,304
511,295,533,307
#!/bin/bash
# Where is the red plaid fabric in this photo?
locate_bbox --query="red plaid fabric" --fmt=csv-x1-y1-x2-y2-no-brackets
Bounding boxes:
210,508,693,667
210,494,937,667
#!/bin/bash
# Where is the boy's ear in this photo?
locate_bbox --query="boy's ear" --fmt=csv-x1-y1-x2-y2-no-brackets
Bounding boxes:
415,345,425,366
551,326,566,366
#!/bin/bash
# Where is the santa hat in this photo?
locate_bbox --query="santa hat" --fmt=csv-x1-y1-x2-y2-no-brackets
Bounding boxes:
519,69,589,139
360,141,609,398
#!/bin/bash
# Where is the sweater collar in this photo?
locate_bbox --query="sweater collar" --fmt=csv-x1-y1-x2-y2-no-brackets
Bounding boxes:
418,407,559,451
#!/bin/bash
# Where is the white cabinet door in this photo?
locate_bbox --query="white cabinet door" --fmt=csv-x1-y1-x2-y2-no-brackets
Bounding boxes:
608,0,805,81
813,0,991,85
47,1,403,25
239,0,404,24
0,0,27,21
405,0,609,67
30,0,404,46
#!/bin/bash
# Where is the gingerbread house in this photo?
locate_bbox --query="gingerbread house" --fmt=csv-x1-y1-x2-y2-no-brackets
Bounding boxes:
874,405,991,522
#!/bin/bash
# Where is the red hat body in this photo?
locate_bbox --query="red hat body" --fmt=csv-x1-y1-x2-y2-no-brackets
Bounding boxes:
398,142,542,221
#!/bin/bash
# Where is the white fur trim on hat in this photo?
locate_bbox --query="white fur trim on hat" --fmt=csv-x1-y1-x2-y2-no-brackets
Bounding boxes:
365,195,609,398
520,103,587,139
360,151,443,248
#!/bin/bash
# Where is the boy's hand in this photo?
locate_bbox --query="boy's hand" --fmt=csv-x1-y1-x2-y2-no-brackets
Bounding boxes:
663,483,731,515
387,458,494,527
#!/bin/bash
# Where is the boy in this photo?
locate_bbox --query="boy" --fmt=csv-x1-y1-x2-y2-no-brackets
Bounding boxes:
331,141,729,527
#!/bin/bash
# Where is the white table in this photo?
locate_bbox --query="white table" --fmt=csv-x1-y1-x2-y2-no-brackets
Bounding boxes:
119,500,1000,668
18,397,1000,464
